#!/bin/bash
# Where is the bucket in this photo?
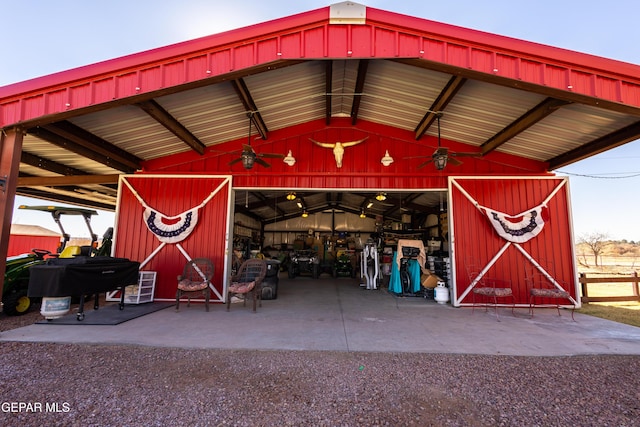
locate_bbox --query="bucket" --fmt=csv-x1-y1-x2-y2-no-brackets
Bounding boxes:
434,281,450,305
40,296,71,320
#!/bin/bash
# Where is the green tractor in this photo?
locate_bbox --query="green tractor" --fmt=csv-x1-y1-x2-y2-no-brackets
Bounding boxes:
3,248,52,315
2,205,112,316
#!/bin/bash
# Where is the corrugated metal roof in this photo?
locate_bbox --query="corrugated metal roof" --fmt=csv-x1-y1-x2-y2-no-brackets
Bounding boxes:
3,3,640,217
10,224,60,236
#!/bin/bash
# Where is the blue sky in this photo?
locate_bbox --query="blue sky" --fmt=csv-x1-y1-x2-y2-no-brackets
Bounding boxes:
3,0,640,241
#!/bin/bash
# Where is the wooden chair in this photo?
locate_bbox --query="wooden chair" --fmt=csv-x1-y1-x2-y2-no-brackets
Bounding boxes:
467,263,515,321
525,263,575,321
176,258,213,311
227,259,267,312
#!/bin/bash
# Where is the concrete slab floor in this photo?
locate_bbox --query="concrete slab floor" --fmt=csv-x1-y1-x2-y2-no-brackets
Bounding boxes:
1,276,639,356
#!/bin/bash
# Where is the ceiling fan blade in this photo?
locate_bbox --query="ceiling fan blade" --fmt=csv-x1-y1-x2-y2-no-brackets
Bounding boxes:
417,159,434,169
259,153,285,159
255,158,271,168
228,157,242,166
448,157,463,166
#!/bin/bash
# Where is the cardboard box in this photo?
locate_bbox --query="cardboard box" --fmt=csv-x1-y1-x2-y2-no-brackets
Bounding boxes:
421,272,442,289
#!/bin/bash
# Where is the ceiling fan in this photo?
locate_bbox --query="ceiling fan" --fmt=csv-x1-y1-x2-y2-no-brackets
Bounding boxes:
228,112,284,170
407,113,481,170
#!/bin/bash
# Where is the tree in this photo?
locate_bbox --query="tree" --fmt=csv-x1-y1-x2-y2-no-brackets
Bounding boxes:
578,232,609,267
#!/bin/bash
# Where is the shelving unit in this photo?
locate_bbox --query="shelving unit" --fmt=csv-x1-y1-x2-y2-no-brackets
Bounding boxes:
106,271,156,304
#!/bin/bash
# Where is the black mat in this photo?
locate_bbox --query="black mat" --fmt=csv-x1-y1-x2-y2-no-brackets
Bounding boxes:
36,302,174,325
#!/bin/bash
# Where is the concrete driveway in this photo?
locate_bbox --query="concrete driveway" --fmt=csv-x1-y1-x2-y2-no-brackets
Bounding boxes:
2,277,639,356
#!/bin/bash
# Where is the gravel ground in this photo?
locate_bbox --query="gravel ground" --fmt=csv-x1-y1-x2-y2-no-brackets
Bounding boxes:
1,308,639,426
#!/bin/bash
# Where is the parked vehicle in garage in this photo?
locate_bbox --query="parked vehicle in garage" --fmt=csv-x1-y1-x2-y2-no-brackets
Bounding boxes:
333,253,357,278
288,250,320,279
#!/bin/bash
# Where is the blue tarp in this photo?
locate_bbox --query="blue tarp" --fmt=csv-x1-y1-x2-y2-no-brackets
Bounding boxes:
388,251,421,294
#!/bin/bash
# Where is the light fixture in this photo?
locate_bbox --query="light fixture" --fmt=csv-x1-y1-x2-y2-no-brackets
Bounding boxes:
301,210,309,218
286,192,296,201
296,200,303,209
360,210,366,218
375,192,387,201
283,150,296,166
432,112,447,171
380,150,394,166
241,151,256,169
433,152,448,171
366,200,374,209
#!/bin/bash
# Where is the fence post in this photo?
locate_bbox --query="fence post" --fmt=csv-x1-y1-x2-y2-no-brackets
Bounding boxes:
580,273,588,303
634,271,639,300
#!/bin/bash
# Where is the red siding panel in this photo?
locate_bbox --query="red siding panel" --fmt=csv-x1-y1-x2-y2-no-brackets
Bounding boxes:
114,175,231,302
327,25,349,57
186,55,209,83
7,235,60,257
303,27,326,58
139,66,163,93
280,32,303,58
470,48,494,74
143,119,549,189
450,177,577,307
93,77,116,104
4,7,640,126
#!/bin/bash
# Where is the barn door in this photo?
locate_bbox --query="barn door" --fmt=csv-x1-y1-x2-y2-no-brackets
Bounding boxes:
114,175,233,302
448,176,579,308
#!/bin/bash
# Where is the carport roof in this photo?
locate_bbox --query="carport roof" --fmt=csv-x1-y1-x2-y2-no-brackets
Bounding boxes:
2,2,640,212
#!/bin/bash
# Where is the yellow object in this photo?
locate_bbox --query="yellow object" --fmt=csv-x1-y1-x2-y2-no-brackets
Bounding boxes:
59,246,81,258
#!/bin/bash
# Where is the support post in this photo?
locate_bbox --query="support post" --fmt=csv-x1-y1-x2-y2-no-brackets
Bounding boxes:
0,128,24,310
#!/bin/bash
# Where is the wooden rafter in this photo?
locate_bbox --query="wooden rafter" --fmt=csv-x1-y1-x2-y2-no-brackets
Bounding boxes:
415,75,467,140
39,121,141,170
481,98,571,155
231,78,268,140
28,123,140,172
396,58,640,118
137,99,206,155
547,120,640,169
325,60,333,125
21,151,86,176
16,187,115,211
350,59,369,125
17,174,120,186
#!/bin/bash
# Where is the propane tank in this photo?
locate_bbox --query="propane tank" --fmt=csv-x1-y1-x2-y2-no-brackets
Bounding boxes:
434,281,450,305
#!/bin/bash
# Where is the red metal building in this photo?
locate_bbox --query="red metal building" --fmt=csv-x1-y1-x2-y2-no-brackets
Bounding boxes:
2,3,640,307
7,225,60,257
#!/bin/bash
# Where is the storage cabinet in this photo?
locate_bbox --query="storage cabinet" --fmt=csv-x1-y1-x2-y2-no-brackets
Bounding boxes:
106,271,156,304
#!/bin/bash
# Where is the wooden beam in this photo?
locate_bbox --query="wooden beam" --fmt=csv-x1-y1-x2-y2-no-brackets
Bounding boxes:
481,98,571,155
137,99,206,155
350,59,369,125
29,125,138,172
395,58,640,118
325,60,333,125
231,78,268,140
415,75,467,139
16,187,115,211
17,174,120,186
38,121,141,170
547,120,640,169
21,151,89,176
